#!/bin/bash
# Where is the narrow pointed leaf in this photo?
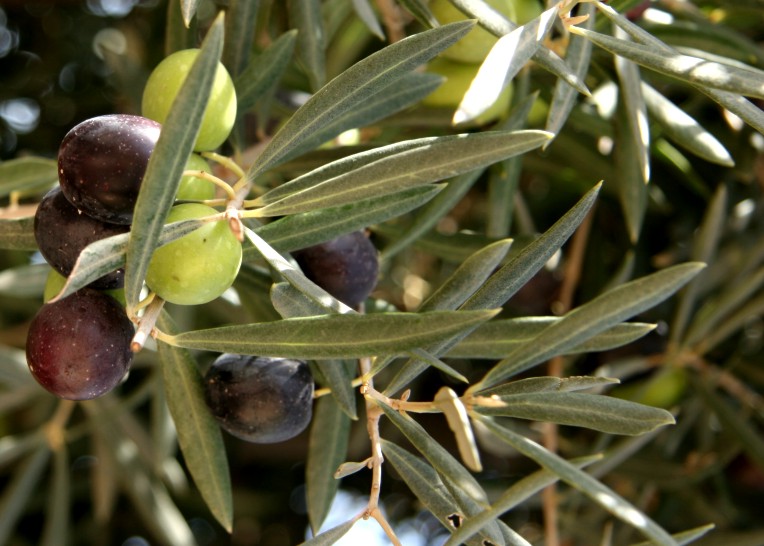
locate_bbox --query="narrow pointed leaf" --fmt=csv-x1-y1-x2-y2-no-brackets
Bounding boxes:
180,0,200,27
464,183,601,311
397,0,439,28
446,319,655,358
0,157,57,197
351,0,384,40
474,392,675,435
421,239,514,312
545,2,594,142
252,185,443,254
247,20,475,177
379,402,506,544
236,30,298,112
641,82,733,167
454,7,557,124
255,130,552,216
271,281,330,319
301,518,358,545
476,416,680,546
614,98,648,243
290,0,326,91
156,312,233,532
313,360,357,419
124,14,225,312
381,440,512,546
570,25,764,99
474,262,705,390
223,0,261,77
166,309,499,359
613,26,650,184
306,396,352,533
483,376,620,396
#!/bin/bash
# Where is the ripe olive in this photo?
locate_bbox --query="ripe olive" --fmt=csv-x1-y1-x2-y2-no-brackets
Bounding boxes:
58,114,161,225
34,186,129,290
26,288,134,400
292,231,379,308
204,354,314,444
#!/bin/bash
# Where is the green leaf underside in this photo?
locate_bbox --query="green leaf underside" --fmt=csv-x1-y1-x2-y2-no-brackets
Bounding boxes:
379,402,506,544
447,319,655,358
381,440,518,546
156,312,233,532
475,391,675,435
476,416,681,546
256,130,551,217
474,262,705,390
248,20,476,178
235,29,297,112
124,14,225,312
306,396,351,533
166,309,498,359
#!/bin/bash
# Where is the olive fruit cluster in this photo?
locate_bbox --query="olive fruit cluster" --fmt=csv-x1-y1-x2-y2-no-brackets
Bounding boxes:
27,113,162,399
204,354,314,444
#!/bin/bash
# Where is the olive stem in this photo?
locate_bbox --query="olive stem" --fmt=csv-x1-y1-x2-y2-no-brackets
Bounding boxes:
131,296,166,352
182,169,237,201
201,151,246,180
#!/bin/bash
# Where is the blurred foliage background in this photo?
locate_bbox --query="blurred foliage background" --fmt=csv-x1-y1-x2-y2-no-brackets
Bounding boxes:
1,1,764,545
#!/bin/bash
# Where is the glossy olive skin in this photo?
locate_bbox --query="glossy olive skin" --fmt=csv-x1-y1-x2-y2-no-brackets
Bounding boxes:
26,288,134,400
34,186,129,289
58,114,161,224
292,231,379,308
204,355,314,444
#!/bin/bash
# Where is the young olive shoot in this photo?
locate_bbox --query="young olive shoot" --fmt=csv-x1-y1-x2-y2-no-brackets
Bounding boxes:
57,114,161,225
34,186,129,290
203,355,314,444
293,231,379,308
26,288,134,400
177,153,217,201
141,49,237,152
145,203,242,305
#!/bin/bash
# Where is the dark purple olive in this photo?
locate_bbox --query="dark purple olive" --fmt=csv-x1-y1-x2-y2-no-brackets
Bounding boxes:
58,114,161,224
292,231,379,308
34,186,129,289
26,288,134,400
204,354,314,444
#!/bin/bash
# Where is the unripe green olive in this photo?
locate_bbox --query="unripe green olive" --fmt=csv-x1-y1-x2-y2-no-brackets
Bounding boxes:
142,49,237,152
